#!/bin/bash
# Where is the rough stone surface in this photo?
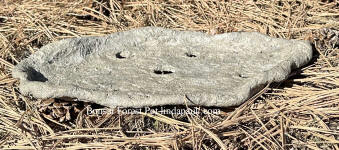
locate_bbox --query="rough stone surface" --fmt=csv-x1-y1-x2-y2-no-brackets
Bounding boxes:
12,27,313,108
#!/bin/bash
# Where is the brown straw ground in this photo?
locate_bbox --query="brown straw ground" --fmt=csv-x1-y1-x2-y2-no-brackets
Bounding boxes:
0,0,338,149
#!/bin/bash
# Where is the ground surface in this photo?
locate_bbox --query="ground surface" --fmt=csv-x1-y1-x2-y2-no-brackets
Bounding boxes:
0,0,338,149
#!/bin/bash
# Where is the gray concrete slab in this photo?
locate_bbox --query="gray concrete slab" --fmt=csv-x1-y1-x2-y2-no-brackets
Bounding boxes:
12,27,312,108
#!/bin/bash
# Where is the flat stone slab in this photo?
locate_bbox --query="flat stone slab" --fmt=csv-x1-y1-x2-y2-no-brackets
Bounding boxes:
12,27,312,108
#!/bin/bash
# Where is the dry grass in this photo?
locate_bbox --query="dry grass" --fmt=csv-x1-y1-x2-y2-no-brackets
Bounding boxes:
0,0,338,149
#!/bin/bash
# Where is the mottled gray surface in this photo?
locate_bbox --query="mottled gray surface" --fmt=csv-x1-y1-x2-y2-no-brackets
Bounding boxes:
12,27,312,108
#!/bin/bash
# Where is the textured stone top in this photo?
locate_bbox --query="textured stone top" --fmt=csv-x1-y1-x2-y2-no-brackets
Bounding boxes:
12,27,312,108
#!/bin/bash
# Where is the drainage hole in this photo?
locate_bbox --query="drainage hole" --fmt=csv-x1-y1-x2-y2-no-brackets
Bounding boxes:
154,70,174,75
185,53,197,57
